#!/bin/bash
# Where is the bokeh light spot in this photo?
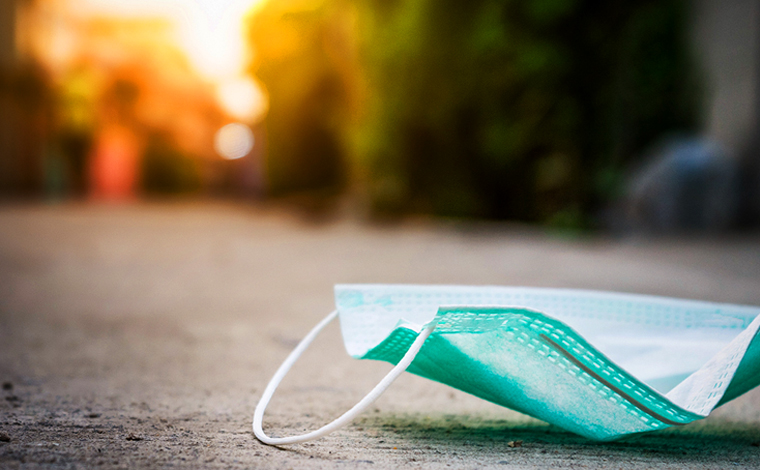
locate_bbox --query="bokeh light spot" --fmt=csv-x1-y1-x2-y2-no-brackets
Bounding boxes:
217,77,269,122
214,123,254,160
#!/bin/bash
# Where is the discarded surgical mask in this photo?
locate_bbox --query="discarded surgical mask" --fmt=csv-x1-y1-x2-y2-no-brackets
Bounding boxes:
253,285,760,444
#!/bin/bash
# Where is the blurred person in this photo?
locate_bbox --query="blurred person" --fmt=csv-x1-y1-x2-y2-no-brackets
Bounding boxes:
89,78,141,200
89,122,140,200
140,131,201,195
619,137,739,234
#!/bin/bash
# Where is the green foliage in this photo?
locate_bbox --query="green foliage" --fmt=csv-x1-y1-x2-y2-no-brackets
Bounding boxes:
247,0,701,223
353,0,700,221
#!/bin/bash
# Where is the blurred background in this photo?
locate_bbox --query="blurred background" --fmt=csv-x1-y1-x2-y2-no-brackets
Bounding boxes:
3,3,760,466
1,0,759,233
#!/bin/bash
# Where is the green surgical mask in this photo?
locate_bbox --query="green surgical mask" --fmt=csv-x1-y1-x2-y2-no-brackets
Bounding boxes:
254,285,760,444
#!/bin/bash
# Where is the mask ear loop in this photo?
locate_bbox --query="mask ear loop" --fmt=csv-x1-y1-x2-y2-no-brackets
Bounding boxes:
253,310,436,445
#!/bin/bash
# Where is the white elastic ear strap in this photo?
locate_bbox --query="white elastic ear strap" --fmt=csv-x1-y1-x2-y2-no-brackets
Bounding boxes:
253,310,436,445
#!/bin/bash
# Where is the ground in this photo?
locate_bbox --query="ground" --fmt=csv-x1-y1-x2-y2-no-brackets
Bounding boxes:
1,202,759,469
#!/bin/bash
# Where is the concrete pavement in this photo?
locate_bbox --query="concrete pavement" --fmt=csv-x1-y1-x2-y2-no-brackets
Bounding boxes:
1,202,759,469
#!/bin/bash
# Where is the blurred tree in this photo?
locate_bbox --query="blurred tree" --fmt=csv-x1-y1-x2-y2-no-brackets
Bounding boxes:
353,0,701,224
0,64,51,197
247,0,359,197
247,0,700,224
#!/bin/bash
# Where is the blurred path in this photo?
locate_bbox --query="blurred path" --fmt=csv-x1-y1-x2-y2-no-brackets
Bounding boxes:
1,202,759,469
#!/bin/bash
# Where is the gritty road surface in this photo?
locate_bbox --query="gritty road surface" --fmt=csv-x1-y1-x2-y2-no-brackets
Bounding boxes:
1,202,760,469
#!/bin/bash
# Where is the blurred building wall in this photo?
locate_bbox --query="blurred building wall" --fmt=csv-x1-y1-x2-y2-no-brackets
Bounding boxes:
693,0,760,154
692,0,760,225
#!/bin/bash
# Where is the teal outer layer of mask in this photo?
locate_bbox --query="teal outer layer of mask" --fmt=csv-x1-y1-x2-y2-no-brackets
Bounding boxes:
335,285,760,441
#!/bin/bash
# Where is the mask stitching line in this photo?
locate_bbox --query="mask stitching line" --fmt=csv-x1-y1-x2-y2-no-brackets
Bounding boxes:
548,325,682,419
439,308,696,422
529,325,668,428
539,333,685,427
373,319,668,429
364,309,710,430
437,313,638,423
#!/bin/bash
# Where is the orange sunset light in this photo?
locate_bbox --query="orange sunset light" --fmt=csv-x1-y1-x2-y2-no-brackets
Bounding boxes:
14,0,274,199
29,0,270,123
74,0,266,80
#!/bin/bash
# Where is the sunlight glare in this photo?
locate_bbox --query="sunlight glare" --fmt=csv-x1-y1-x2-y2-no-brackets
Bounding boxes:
75,0,265,81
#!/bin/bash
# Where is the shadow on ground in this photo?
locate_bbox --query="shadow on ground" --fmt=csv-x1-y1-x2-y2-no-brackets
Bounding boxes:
330,413,760,465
